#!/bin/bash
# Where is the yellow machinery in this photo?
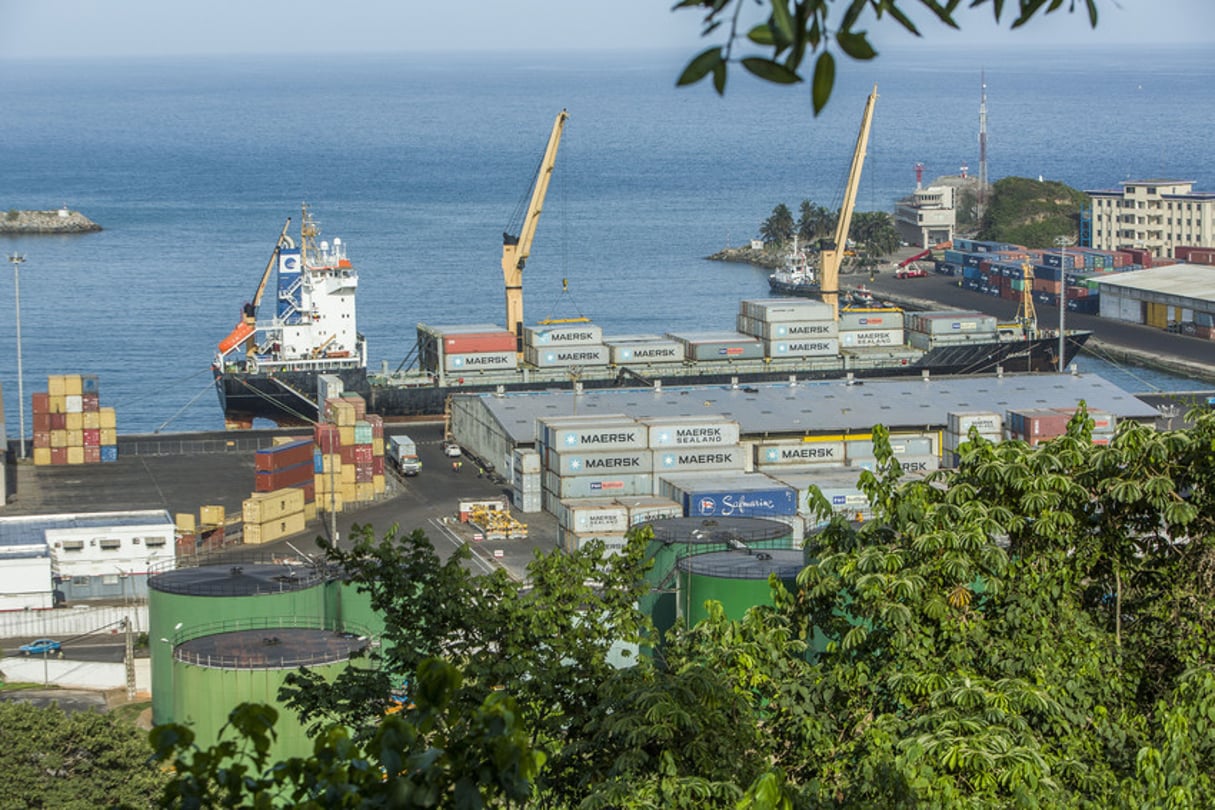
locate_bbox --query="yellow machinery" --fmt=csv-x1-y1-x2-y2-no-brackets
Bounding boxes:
820,85,878,319
468,503,528,541
501,110,569,353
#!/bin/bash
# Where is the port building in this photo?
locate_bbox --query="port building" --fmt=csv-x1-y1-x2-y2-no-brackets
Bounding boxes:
1092,264,1215,335
894,184,957,248
1087,180,1215,258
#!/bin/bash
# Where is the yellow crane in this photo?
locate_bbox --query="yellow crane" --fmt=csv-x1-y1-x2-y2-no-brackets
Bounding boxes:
501,109,568,353
819,85,878,319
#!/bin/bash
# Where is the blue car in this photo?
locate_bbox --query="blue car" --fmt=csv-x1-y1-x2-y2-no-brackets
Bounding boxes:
19,638,61,656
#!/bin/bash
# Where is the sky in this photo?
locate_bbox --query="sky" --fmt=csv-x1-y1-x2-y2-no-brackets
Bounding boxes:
0,0,1211,60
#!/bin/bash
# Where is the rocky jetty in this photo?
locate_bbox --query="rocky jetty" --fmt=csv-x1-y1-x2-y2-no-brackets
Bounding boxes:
0,208,102,234
707,244,784,270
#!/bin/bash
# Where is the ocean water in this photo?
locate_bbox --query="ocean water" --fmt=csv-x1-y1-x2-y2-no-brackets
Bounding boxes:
1,46,1212,434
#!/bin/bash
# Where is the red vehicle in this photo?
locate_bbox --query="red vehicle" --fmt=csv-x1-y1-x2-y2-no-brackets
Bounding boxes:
894,262,927,279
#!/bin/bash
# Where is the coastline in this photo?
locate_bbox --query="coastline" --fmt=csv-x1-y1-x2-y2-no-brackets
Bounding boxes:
0,209,102,234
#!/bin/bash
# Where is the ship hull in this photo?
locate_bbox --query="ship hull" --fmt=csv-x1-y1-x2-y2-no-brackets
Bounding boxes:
768,278,820,297
215,332,1090,426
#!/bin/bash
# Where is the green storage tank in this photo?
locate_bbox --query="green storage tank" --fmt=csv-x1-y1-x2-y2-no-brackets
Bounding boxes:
639,517,795,639
167,627,371,760
149,562,329,726
675,549,805,627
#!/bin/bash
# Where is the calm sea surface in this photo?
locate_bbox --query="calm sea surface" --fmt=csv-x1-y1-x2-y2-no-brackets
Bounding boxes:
1,46,1212,433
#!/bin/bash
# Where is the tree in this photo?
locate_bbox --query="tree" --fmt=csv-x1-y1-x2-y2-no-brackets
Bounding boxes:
850,210,900,256
759,203,795,245
0,701,168,808
796,198,834,245
674,0,1101,112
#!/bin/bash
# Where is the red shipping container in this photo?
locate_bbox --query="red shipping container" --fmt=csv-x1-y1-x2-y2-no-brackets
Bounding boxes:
50,447,67,465
354,444,374,465
176,534,198,555
82,393,100,412
355,465,375,484
83,428,101,446
255,459,314,492
292,481,316,503
33,431,50,448
342,394,367,419
33,413,51,431
256,439,314,471
372,455,385,475
443,331,516,354
314,423,341,453
50,413,67,430
366,413,384,438
32,392,49,414
1033,278,1062,294
83,446,101,463
339,444,357,465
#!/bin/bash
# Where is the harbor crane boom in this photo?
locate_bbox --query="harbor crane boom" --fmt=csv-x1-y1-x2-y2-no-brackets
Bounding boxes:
820,85,878,319
502,109,568,352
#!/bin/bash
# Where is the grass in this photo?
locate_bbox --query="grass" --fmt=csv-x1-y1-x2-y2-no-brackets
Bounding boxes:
109,700,153,726
0,681,57,692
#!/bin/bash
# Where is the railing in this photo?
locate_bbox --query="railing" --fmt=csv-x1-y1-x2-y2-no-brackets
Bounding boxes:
148,560,330,596
168,615,376,671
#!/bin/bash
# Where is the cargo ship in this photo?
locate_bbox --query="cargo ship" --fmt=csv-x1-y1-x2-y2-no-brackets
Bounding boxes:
212,93,1091,428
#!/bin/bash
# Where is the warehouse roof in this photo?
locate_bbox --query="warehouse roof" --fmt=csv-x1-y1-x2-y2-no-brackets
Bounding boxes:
1092,264,1215,303
469,372,1159,445
0,510,173,550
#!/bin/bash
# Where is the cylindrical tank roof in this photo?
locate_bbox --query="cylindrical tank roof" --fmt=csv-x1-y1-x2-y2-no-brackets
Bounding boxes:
174,627,369,670
149,562,326,597
642,516,792,546
675,548,805,579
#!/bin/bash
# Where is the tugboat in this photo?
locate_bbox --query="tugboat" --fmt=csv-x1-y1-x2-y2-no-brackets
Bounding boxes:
767,235,818,297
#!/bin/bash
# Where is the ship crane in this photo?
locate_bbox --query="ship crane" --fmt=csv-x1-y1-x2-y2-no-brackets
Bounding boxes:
216,217,294,362
820,85,878,319
501,109,568,354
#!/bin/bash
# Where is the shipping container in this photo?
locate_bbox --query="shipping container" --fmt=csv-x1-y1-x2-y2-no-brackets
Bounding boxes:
754,439,846,467
948,410,1003,435
538,416,646,452
665,331,764,361
255,439,315,472
545,447,653,477
659,472,797,517
603,337,684,364
737,315,839,340
850,455,940,474
523,323,604,347
653,445,747,473
641,416,741,448
738,298,835,323
839,329,903,348
444,351,519,372
555,500,631,533
765,338,841,357
542,471,655,500
615,496,683,525
524,345,610,368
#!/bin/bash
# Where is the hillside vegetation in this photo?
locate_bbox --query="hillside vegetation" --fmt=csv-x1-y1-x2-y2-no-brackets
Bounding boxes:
977,176,1087,247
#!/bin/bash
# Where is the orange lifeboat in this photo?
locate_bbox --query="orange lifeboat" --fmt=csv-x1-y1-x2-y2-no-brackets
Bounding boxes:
217,322,255,355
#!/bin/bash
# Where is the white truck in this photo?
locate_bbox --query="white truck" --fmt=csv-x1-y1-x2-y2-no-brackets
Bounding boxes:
388,435,422,476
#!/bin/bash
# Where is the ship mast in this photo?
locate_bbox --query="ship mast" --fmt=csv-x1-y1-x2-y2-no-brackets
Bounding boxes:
820,85,878,319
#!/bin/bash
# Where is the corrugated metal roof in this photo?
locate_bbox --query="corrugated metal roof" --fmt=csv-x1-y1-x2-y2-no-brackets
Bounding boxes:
0,510,173,549
471,373,1159,445
1092,264,1215,302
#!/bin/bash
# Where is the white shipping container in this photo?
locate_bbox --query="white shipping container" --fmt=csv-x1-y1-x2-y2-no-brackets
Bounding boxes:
737,315,839,340
739,298,834,323
850,455,940,474
643,416,741,448
839,310,904,331
948,410,1004,435
653,445,747,473
558,527,630,556
754,440,846,466
513,447,541,475
846,435,935,459
615,496,683,525
839,329,903,348
512,488,543,514
546,448,652,477
543,471,655,499
540,417,646,452
556,499,631,533
523,323,604,346
525,345,610,368
943,430,1002,454
444,351,518,372
765,338,841,358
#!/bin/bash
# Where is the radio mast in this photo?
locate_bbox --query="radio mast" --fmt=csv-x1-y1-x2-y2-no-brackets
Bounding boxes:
978,71,988,222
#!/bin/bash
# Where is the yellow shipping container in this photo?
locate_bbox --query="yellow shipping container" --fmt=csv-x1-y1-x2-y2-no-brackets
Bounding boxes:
303,502,317,522
176,513,197,532
244,511,308,545
273,435,310,446
372,437,384,456
82,411,100,429
50,430,68,448
242,488,306,524
316,453,341,474
338,426,356,446
99,408,117,429
328,399,356,427
66,446,84,465
67,430,83,448
1145,301,1168,329
318,492,344,513
48,395,66,414
373,474,386,494
340,465,356,485
66,412,83,431
340,482,358,503
314,473,330,494
199,505,226,526
32,447,52,466
64,374,83,396
47,375,66,396
356,482,375,502
99,428,117,445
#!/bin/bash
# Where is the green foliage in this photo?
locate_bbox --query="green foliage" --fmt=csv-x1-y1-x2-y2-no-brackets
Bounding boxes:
796,198,835,245
977,176,1089,246
673,1,1100,111
760,203,795,244
0,701,167,808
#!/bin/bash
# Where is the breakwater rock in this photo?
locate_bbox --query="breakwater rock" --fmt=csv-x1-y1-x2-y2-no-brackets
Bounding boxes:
707,244,784,270
0,208,102,234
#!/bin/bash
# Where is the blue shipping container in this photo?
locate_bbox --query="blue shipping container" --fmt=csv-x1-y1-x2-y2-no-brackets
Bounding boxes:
682,487,798,517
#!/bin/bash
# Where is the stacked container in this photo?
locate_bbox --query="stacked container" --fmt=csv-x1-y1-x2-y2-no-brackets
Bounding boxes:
736,298,839,358
1006,407,1115,446
242,488,307,545
538,414,652,515
522,323,608,369
511,447,542,514
665,330,764,362
640,414,748,475
767,467,871,527
417,323,518,374
837,309,905,350
314,394,386,514
30,374,117,465
943,410,1004,466
846,433,939,474
601,334,684,365
906,311,998,351
753,438,847,470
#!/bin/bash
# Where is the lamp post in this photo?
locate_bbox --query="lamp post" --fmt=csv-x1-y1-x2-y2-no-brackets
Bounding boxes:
7,254,26,458
1054,236,1075,373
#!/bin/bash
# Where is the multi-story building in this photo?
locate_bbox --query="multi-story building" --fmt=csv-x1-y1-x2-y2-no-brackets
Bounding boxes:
894,185,957,248
1087,180,1215,258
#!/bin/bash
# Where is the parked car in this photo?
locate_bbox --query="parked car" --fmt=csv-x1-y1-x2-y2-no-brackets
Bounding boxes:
442,440,462,458
19,638,61,656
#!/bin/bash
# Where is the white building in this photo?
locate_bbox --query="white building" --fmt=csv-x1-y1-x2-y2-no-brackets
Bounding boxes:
0,532,54,611
1087,180,1215,258
894,185,956,248
1093,263,1215,332
0,510,175,605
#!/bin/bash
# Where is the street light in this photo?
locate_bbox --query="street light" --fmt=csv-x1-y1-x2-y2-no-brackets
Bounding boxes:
7,254,26,458
1054,236,1076,373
